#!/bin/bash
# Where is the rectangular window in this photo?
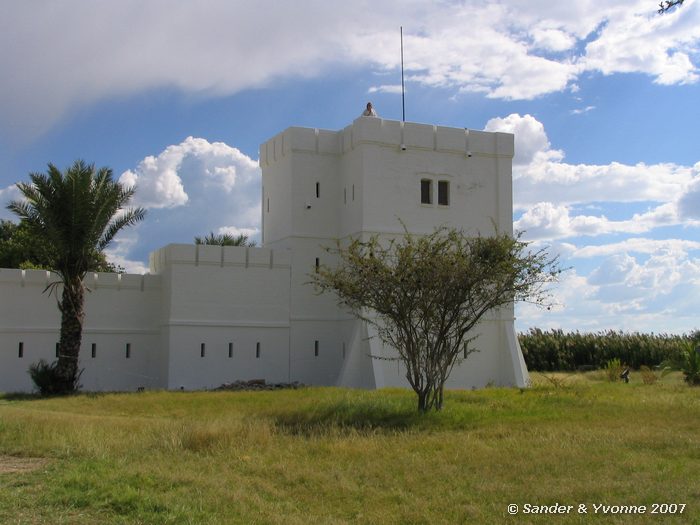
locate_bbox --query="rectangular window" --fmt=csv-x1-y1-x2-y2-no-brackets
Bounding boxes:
344,188,347,204
314,340,319,357
228,342,233,358
352,184,355,201
91,343,97,359
200,343,206,358
315,182,320,198
126,343,131,359
315,257,320,272
256,342,260,359
18,342,23,359
438,180,449,206
421,179,432,204
463,343,468,359
55,342,60,358
267,197,269,213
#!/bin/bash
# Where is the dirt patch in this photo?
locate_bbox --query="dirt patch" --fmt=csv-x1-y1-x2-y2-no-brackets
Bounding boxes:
0,455,48,474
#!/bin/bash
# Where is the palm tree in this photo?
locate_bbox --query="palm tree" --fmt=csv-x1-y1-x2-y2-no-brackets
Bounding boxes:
8,160,145,394
194,231,256,247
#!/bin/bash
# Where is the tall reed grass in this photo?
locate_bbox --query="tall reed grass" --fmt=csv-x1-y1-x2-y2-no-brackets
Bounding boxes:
519,328,695,371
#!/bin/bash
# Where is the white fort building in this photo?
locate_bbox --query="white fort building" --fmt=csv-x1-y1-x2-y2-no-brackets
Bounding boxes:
0,116,529,393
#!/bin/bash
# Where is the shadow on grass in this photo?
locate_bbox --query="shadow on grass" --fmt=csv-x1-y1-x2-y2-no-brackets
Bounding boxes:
272,397,442,436
0,390,110,402
0,392,43,401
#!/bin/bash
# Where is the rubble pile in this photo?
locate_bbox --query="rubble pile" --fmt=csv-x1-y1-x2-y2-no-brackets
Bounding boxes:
214,379,305,391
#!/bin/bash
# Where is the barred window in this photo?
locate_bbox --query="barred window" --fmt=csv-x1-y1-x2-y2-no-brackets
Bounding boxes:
421,179,432,204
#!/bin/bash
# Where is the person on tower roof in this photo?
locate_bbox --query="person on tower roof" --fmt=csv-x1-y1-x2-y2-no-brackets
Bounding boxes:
362,102,378,117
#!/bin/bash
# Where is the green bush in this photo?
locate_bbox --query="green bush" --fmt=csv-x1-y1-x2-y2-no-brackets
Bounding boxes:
639,365,658,385
680,342,700,386
604,358,625,382
28,359,82,396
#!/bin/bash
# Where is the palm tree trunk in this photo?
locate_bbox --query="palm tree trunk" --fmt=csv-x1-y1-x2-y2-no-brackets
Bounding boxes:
55,278,84,393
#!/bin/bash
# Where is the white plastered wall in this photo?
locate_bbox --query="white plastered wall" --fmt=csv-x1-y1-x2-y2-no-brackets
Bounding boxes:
0,268,162,392
0,116,527,393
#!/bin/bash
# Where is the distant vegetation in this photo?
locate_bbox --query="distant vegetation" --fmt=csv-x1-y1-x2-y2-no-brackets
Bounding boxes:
194,231,256,247
519,328,695,371
0,219,121,272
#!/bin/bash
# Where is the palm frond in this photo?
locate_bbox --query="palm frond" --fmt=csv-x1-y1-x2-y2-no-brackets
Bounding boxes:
8,159,146,279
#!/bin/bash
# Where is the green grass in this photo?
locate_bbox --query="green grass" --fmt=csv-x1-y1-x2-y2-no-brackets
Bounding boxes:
0,373,698,524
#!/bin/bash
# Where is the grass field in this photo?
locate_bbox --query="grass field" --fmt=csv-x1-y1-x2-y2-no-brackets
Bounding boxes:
0,372,698,524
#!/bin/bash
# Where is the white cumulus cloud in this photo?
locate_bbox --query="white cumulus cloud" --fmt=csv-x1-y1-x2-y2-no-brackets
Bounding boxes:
115,137,261,269
515,202,680,240
3,1,700,139
120,137,258,210
496,111,700,333
485,113,699,213
0,185,21,220
582,1,700,85
485,113,562,166
677,170,700,219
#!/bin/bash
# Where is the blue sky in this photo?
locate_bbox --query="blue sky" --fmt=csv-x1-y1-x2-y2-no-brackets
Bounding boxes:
1,0,699,334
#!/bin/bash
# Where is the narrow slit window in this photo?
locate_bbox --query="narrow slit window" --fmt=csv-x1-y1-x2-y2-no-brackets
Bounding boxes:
314,340,319,357
315,182,320,198
315,257,320,272
344,188,347,204
438,180,449,206
91,343,97,359
200,343,206,358
18,342,23,359
342,342,346,359
228,342,233,358
267,197,270,213
256,342,261,359
421,179,432,204
463,344,468,359
55,342,60,358
352,184,355,201
126,343,131,359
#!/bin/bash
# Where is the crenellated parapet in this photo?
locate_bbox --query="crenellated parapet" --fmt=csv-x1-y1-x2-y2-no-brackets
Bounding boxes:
0,267,160,291
259,116,513,168
149,244,292,273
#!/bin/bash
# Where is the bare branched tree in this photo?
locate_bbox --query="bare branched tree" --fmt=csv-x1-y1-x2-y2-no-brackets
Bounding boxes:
658,0,684,13
311,226,561,411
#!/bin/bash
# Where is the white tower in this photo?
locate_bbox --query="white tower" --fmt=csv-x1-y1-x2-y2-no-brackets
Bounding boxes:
260,116,529,388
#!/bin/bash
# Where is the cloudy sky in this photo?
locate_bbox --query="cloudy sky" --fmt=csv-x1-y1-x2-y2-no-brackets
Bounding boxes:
1,0,699,334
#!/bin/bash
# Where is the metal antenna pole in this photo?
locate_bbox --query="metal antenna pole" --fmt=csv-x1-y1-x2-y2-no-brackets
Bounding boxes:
401,26,405,122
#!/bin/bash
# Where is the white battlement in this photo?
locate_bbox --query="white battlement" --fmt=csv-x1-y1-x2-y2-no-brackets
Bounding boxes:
149,243,292,273
260,117,514,167
0,267,160,291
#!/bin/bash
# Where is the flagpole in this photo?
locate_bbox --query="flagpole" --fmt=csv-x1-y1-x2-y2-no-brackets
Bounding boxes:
401,26,405,122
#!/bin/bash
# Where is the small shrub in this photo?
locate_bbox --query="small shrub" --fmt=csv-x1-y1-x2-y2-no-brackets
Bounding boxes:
680,343,700,386
659,342,700,386
639,366,658,385
605,358,624,382
538,373,569,389
27,359,82,396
